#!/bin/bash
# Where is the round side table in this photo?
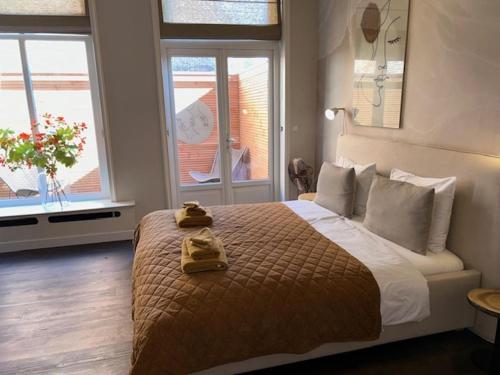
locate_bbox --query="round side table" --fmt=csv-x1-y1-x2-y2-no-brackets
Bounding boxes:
467,288,500,374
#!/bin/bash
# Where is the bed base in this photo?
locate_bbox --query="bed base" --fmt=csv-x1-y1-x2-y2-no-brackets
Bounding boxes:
195,269,481,374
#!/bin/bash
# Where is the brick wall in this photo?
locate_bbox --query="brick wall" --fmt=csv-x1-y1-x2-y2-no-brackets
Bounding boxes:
0,68,271,198
0,73,89,91
70,168,101,194
0,167,101,199
176,74,241,185
236,63,269,180
0,73,96,200
0,180,14,198
175,68,268,185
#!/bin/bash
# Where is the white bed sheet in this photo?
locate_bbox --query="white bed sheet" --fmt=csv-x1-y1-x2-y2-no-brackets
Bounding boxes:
349,216,464,276
284,200,431,326
397,249,463,275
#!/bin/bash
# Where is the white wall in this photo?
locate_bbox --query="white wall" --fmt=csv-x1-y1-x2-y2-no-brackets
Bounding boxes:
88,0,319,217
89,0,169,219
317,0,500,171
282,0,319,199
0,2,322,257
317,0,500,341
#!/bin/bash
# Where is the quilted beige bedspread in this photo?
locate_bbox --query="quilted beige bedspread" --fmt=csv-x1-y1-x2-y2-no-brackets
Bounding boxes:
131,202,381,375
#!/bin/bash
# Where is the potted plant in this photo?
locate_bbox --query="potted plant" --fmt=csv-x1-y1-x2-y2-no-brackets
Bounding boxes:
0,114,87,209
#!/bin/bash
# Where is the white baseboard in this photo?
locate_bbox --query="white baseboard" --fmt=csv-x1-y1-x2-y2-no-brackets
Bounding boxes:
0,230,134,254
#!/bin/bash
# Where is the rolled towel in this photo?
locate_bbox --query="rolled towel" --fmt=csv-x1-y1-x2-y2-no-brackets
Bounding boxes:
181,238,228,274
175,208,213,228
187,228,221,260
187,239,223,260
190,227,216,248
182,201,207,216
190,237,215,249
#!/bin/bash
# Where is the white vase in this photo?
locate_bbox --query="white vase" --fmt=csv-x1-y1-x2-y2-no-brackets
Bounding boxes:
38,173,70,210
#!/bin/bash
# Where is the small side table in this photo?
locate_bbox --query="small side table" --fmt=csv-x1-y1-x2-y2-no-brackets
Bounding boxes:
298,192,316,201
467,288,500,374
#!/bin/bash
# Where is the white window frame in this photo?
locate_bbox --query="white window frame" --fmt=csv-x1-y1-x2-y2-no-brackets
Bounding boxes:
0,33,110,207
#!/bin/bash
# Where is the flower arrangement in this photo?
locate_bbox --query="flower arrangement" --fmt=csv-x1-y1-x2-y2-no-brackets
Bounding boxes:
0,113,87,206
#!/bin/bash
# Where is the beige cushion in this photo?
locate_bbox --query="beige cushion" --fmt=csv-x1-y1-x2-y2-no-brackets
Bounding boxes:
314,162,356,218
390,168,456,253
336,156,376,216
363,176,435,254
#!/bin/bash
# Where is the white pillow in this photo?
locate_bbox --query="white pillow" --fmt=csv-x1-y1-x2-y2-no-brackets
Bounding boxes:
336,156,376,216
390,168,457,253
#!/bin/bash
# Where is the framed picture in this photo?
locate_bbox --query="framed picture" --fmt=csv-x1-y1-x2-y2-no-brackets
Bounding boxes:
351,0,410,128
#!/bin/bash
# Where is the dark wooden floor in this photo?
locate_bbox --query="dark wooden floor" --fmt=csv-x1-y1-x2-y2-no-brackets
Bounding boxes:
0,242,492,374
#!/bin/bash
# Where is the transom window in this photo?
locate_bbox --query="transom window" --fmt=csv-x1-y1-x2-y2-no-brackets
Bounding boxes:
0,0,90,34
0,34,108,206
159,0,281,40
0,0,86,16
162,0,279,25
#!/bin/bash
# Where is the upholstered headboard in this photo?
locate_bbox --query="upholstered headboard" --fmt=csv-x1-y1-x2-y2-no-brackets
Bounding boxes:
337,134,500,341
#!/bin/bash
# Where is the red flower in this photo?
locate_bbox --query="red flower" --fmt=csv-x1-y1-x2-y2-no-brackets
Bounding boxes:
45,119,51,126
34,141,43,151
56,116,65,122
18,132,31,141
35,133,45,141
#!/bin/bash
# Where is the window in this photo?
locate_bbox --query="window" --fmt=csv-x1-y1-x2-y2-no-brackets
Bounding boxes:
169,55,272,186
0,35,108,205
0,1,86,16
163,41,278,207
227,57,270,181
159,0,281,40
0,1,90,34
162,0,278,25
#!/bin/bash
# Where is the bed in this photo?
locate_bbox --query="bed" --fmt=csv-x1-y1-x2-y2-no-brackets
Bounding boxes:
130,134,500,374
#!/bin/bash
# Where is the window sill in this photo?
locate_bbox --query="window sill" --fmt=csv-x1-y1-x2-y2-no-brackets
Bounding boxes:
0,199,135,219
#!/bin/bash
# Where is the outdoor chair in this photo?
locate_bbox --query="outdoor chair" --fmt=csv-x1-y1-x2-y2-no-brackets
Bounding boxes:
189,146,249,183
0,168,39,198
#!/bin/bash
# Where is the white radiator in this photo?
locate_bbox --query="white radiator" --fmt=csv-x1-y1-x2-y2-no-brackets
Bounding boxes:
0,200,136,253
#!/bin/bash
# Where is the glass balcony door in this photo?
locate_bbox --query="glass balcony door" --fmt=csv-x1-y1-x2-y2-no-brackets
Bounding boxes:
163,43,277,207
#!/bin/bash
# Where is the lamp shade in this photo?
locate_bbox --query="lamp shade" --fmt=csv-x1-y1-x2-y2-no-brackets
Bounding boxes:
324,107,345,121
325,108,336,120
